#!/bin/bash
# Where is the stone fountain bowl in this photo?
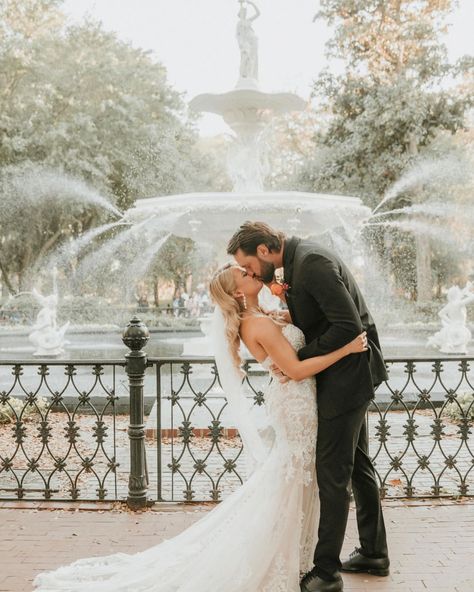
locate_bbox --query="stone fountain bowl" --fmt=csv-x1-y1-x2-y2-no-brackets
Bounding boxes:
125,191,371,243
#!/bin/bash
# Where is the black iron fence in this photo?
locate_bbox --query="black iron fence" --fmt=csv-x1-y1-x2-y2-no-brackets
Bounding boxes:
0,317,473,505
146,356,474,502
0,359,126,501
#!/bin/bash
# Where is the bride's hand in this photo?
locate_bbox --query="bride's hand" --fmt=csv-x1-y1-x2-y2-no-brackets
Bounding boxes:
268,310,291,323
270,363,290,384
346,331,368,354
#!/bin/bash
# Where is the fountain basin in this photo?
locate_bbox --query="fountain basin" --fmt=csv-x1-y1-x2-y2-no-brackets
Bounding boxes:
126,191,370,242
189,88,306,116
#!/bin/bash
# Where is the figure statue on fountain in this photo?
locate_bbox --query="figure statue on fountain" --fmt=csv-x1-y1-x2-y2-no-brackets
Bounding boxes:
29,289,70,357
428,282,474,354
236,0,260,87
189,0,305,193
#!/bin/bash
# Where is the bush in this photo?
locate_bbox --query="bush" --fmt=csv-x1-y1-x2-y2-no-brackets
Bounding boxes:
0,396,49,424
444,392,474,421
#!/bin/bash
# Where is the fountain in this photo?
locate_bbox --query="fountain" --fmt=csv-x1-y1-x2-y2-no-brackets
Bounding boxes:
189,0,305,192
116,0,369,359
6,1,470,363
124,0,369,251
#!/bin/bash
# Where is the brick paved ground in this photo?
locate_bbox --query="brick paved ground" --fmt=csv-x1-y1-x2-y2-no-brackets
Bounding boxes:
0,499,473,592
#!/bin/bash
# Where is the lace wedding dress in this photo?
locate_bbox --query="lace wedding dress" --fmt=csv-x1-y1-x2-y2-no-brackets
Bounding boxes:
34,324,319,592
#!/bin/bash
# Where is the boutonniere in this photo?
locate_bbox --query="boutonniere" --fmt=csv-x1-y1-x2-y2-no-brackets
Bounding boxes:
270,280,290,297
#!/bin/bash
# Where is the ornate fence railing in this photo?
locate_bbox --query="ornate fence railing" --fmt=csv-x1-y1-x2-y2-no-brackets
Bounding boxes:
146,356,474,502
0,317,473,504
0,359,127,501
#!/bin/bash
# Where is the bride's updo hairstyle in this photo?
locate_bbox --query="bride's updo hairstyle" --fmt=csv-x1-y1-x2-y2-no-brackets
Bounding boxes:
209,263,245,374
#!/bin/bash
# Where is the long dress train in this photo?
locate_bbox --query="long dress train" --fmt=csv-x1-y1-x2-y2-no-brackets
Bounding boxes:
34,324,319,592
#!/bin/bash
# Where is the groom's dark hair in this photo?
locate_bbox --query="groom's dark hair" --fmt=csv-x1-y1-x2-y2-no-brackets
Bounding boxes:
227,221,286,256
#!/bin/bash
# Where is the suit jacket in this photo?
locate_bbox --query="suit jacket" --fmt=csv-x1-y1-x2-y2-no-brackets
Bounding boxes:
283,237,388,419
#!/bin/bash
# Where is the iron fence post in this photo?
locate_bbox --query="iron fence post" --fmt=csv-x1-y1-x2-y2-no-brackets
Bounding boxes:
122,316,150,509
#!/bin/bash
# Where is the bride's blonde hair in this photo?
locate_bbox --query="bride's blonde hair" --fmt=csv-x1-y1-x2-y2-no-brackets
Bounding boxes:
210,262,287,373
209,263,246,373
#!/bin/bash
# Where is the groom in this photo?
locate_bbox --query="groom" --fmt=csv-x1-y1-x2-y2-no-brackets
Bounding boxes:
228,221,389,592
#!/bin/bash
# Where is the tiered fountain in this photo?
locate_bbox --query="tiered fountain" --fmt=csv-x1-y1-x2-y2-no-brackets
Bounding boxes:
125,0,370,245
3,1,471,361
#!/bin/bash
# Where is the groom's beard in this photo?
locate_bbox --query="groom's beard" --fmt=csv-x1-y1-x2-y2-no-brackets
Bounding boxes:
256,260,275,284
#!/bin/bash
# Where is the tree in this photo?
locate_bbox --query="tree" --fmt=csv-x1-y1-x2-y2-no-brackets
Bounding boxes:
0,0,226,295
147,236,210,302
303,0,472,301
307,0,471,203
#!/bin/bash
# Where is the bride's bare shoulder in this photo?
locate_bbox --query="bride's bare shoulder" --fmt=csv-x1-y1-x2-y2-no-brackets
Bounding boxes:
240,315,282,340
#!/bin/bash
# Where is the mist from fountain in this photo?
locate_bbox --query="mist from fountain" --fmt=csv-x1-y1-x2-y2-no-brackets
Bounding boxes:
69,213,184,301
126,233,172,285
72,218,154,288
46,221,127,271
366,219,468,249
4,166,122,218
373,154,471,215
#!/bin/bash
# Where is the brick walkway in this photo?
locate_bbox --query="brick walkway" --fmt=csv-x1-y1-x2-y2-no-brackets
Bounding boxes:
1,499,473,591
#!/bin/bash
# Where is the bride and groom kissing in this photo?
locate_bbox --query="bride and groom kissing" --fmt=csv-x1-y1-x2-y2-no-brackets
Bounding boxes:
35,221,390,592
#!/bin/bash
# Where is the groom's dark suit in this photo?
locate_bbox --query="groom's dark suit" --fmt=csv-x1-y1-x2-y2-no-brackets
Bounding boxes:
283,237,388,581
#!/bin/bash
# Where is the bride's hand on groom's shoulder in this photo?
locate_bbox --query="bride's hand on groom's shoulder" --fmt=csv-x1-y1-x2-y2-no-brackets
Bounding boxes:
267,310,291,323
346,331,368,355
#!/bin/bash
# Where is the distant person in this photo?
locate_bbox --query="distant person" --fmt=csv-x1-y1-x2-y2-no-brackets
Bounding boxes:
172,293,181,317
136,293,149,312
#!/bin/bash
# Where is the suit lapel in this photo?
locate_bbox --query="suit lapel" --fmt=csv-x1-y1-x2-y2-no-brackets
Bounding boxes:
282,237,300,323
283,236,300,286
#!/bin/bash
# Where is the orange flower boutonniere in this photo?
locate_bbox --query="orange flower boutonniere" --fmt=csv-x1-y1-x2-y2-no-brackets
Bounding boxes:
270,281,290,297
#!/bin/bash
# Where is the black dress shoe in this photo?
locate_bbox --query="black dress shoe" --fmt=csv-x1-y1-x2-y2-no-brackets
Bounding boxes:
341,548,390,576
300,571,343,592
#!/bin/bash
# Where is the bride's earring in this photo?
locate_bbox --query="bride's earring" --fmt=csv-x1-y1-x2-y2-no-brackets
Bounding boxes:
242,294,247,310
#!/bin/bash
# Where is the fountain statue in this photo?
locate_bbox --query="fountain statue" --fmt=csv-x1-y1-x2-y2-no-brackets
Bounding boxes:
29,289,70,357
236,0,260,86
428,282,474,354
188,0,309,192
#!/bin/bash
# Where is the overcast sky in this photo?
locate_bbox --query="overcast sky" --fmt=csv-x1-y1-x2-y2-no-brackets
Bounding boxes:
63,0,474,136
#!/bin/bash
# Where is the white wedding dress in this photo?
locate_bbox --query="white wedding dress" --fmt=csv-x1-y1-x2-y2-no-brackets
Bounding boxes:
34,324,319,592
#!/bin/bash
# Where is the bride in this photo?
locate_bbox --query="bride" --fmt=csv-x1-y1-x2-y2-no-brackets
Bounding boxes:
34,263,367,592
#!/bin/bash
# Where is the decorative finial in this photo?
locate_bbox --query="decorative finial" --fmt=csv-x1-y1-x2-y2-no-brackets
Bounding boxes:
122,316,150,352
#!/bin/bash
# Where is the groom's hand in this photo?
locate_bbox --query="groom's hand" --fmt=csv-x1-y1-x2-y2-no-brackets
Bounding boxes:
270,363,290,384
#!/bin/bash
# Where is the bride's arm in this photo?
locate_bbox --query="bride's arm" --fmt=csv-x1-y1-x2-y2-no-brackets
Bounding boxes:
249,318,367,382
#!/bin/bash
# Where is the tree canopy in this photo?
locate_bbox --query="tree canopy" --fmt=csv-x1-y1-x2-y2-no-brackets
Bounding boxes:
300,0,472,204
0,0,226,294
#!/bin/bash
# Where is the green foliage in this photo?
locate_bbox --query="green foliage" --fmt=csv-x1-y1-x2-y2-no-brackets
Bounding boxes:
308,77,469,206
0,6,201,203
444,392,474,421
307,0,472,204
0,395,48,424
277,0,474,301
149,236,211,297
0,0,227,295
